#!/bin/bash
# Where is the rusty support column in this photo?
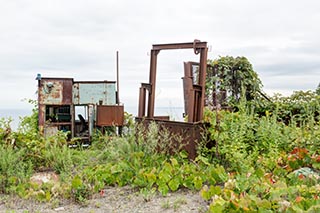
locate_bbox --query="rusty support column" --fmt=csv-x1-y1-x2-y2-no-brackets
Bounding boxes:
147,49,159,118
183,62,192,120
197,47,208,121
138,87,146,117
183,62,195,122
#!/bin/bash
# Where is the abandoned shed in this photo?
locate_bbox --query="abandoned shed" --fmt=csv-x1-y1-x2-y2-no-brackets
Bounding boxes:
37,76,124,144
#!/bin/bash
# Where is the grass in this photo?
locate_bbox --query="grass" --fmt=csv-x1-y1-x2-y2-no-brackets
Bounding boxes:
0,92,320,211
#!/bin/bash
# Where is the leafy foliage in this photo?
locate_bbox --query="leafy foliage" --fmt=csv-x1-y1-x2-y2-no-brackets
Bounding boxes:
206,56,263,107
201,92,320,212
256,90,320,125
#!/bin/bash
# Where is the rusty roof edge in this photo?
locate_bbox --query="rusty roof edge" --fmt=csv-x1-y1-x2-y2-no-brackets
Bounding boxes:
73,80,116,84
39,78,116,84
40,77,74,80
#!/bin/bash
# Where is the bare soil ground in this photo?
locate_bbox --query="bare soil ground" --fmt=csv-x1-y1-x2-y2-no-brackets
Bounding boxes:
0,186,208,213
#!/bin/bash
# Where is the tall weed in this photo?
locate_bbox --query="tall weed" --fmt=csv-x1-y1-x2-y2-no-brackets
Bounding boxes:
0,145,32,193
202,95,320,173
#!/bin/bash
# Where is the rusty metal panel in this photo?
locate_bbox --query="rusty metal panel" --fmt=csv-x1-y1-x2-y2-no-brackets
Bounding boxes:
135,118,204,160
38,104,46,134
73,82,116,105
96,105,124,126
154,116,170,120
39,78,73,105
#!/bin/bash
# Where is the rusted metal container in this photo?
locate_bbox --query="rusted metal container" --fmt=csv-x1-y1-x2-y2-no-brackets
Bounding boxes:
96,105,124,126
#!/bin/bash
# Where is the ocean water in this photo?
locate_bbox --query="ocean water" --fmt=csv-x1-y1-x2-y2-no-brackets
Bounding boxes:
125,106,185,121
0,108,33,130
0,107,185,130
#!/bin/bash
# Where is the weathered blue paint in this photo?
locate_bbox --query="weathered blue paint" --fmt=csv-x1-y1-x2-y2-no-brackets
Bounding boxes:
73,82,116,105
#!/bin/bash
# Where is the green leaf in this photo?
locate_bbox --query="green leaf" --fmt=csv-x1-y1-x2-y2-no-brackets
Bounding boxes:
209,197,226,213
209,166,228,183
209,203,224,213
110,164,122,174
71,176,82,189
158,170,171,183
162,162,173,173
196,155,210,166
257,199,272,209
146,172,157,187
170,158,179,168
168,177,180,191
209,185,222,196
254,167,265,178
158,183,169,196
133,176,146,187
200,185,211,200
193,176,203,190
179,151,188,159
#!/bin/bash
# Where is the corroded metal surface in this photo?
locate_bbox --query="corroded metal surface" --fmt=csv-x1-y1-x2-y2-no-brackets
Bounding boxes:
38,78,73,135
38,78,73,105
96,105,124,126
136,118,204,160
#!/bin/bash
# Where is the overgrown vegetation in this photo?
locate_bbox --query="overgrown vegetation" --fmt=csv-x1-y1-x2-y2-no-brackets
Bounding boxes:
206,56,263,107
1,59,320,212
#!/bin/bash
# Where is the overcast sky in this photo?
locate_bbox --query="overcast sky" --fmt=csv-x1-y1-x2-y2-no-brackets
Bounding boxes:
0,0,319,115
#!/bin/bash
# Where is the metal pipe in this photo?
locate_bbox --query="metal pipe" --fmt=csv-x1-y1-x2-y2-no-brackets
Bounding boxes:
116,51,120,104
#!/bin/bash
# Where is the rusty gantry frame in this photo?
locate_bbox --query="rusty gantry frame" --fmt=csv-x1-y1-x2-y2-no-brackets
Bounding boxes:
137,40,208,159
138,40,208,122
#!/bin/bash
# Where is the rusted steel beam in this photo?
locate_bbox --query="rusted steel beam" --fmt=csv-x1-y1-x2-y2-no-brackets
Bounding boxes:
147,50,159,118
197,47,208,121
152,42,207,51
182,62,193,120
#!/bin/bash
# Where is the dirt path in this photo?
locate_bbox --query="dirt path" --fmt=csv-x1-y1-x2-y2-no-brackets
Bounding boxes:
0,187,208,213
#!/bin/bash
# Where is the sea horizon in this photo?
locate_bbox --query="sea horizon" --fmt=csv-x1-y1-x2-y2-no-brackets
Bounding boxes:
0,106,185,130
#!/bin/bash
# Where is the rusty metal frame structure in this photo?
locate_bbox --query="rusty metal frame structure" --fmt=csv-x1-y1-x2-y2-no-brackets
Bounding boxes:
137,40,208,159
138,40,208,122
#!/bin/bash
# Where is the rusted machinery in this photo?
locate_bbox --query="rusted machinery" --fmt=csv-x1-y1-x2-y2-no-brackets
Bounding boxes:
137,40,208,159
37,76,124,144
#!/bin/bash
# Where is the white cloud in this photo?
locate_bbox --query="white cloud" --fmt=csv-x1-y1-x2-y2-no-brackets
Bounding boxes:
0,0,319,115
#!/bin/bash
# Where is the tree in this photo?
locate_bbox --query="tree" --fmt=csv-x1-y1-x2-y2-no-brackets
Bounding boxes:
316,83,320,95
206,56,263,108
